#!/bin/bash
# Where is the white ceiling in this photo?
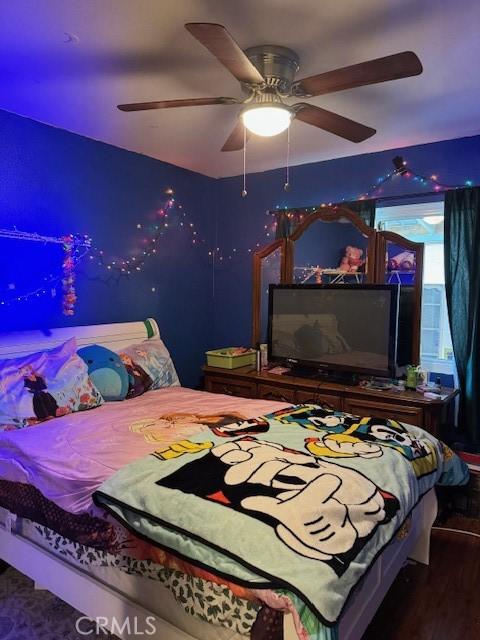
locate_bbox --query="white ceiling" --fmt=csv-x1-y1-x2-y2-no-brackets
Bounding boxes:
1,0,479,178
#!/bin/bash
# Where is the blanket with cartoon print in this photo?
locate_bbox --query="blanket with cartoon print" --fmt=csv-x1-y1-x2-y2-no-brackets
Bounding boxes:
94,404,469,625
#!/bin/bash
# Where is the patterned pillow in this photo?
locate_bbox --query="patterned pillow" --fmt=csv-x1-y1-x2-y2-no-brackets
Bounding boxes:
118,351,154,399
0,338,104,431
118,339,179,395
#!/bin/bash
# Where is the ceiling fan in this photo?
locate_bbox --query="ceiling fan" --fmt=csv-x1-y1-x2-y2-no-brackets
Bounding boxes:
118,23,423,152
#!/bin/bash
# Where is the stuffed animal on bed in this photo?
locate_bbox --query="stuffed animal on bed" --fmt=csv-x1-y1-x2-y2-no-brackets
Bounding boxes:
338,246,365,272
78,344,129,401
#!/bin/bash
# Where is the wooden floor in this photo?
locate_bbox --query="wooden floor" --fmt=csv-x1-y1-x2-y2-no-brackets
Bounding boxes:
364,528,480,639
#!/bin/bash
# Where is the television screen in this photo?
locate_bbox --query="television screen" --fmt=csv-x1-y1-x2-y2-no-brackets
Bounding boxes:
268,285,399,377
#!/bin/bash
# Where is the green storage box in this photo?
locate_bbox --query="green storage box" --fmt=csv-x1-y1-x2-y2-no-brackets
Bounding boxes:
206,347,256,369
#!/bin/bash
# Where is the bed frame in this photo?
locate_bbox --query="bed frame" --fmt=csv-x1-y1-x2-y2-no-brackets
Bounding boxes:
0,319,439,640
0,317,160,359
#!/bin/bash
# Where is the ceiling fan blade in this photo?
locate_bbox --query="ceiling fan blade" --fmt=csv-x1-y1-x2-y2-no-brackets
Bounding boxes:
185,23,265,85
295,51,422,97
117,97,238,112
221,120,249,152
294,103,376,142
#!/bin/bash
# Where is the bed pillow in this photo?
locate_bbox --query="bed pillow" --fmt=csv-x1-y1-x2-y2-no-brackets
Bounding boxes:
0,338,104,431
118,339,180,396
77,344,129,401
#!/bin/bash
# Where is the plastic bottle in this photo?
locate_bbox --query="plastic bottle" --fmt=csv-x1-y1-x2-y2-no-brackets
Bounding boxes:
260,344,268,369
255,349,261,372
406,365,418,390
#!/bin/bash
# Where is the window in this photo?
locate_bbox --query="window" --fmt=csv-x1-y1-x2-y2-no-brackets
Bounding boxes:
376,201,454,375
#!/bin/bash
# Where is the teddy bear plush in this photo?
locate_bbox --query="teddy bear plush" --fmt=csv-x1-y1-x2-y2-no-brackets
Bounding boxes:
338,246,365,272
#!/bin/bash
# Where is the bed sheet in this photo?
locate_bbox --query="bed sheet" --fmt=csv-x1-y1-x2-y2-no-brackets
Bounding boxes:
0,389,318,639
0,386,288,515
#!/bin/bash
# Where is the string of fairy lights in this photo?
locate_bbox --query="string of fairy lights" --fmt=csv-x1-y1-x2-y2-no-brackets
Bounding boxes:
270,155,474,219
0,189,205,313
83,189,204,284
0,230,91,314
0,159,476,314
214,156,476,261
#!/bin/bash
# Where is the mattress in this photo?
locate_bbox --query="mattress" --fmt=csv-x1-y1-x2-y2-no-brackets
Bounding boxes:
0,493,430,640
0,385,290,598
0,386,288,515
0,386,459,640
0,388,295,637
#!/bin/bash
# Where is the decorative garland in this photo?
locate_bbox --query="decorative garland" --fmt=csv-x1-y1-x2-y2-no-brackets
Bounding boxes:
61,235,78,316
0,230,91,314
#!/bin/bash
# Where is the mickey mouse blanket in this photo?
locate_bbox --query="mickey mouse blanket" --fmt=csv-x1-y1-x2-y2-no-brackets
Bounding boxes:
94,404,469,625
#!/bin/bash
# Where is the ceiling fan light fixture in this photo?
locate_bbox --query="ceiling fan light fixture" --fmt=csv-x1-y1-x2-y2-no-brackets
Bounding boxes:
241,105,292,137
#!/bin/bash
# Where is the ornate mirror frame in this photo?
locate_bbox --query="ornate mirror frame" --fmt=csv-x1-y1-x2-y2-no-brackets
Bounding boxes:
284,206,377,283
252,239,287,346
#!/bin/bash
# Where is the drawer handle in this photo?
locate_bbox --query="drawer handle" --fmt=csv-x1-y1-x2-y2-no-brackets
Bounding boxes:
221,386,234,396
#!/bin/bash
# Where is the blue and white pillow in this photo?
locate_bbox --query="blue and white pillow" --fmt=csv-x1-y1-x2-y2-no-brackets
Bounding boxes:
118,339,179,391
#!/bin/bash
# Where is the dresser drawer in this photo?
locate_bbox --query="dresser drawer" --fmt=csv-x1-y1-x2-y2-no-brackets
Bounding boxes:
205,376,255,399
343,398,423,426
257,383,296,404
295,389,343,410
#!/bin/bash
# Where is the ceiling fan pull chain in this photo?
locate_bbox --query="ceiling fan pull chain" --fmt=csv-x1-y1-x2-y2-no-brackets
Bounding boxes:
241,125,248,197
284,126,290,191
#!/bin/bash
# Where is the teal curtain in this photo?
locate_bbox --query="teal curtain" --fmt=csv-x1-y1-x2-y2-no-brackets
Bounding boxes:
444,187,480,446
274,199,376,239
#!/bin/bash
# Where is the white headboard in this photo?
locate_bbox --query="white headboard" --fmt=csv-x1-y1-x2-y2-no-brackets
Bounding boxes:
0,318,160,359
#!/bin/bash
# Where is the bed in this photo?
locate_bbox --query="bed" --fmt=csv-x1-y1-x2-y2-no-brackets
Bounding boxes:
0,319,463,640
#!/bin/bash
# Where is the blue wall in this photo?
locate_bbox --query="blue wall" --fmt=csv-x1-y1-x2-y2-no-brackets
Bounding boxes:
212,135,480,348
0,109,216,387
2,106,480,387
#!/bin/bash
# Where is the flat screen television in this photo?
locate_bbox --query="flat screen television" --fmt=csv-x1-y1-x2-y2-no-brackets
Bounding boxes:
267,284,399,378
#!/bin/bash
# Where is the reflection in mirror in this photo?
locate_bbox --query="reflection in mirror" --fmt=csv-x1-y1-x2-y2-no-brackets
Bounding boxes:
293,218,369,285
384,240,418,285
259,247,282,343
